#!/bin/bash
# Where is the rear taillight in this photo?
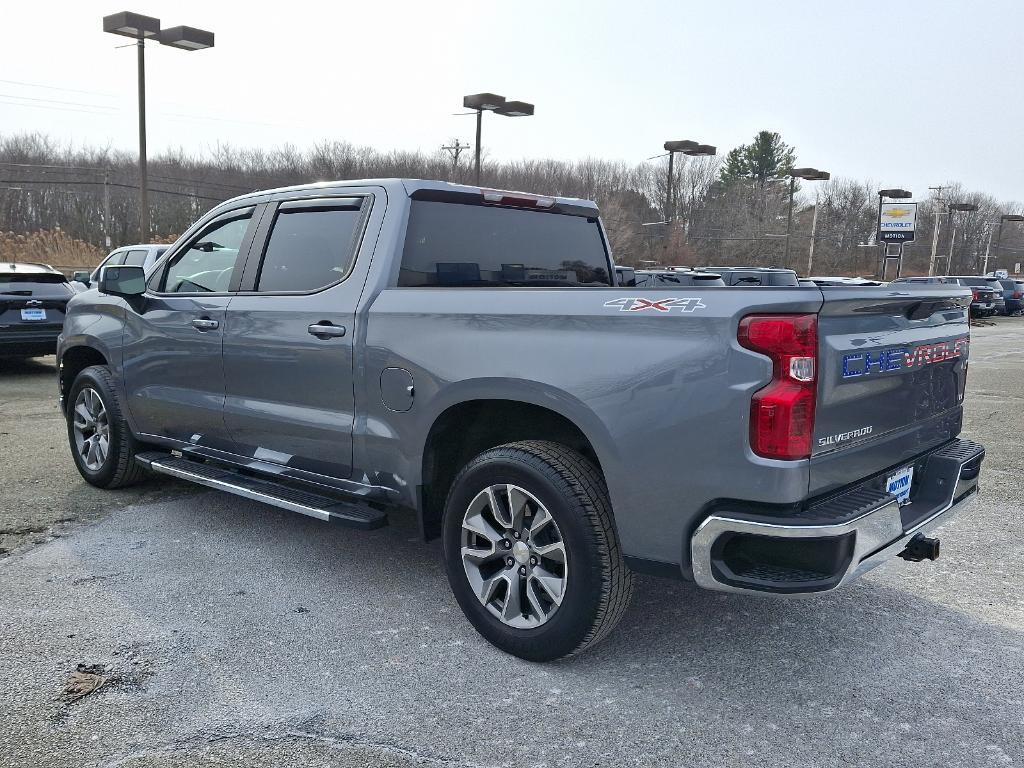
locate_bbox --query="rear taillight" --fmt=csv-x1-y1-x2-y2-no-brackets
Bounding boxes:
738,314,818,461
971,290,980,300
1014,291,1023,300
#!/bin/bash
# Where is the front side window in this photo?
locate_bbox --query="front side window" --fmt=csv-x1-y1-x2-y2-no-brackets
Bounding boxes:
163,210,253,293
399,201,611,287
256,205,362,292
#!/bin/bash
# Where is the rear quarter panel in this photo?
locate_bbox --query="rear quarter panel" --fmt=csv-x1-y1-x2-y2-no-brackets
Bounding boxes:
359,286,822,569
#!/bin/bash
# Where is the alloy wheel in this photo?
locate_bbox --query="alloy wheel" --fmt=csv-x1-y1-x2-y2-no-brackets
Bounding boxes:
460,483,568,629
72,387,110,471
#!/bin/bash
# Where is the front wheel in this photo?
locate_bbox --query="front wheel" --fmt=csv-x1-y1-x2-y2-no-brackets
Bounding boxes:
66,365,148,489
442,440,632,661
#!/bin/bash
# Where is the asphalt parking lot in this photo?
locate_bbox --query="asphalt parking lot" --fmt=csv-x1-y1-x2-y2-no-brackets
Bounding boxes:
1,319,1022,768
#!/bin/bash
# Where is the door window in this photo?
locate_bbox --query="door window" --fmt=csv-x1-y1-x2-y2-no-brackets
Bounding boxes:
256,203,363,292
163,209,253,293
122,249,149,267
92,251,126,282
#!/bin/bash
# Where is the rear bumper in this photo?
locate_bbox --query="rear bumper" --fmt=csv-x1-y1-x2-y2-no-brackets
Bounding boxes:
0,327,61,356
690,438,984,594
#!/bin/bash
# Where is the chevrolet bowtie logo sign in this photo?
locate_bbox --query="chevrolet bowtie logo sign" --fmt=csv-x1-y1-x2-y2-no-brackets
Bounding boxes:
879,202,918,243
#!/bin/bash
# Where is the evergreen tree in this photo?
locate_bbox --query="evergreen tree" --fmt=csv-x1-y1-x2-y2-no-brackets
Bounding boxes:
719,131,797,187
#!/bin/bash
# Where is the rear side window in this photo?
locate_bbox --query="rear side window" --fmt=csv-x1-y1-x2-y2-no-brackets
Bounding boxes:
399,201,611,287
122,249,149,267
256,203,363,292
957,278,994,287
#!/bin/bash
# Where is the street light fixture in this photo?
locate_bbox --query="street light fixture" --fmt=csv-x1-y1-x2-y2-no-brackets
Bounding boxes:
103,11,215,241
783,167,830,265
462,92,534,186
662,139,716,224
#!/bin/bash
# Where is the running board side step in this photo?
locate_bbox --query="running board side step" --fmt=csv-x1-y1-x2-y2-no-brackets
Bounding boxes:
136,451,388,530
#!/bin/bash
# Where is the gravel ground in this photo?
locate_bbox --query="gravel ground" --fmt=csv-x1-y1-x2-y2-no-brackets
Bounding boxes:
1,319,1021,767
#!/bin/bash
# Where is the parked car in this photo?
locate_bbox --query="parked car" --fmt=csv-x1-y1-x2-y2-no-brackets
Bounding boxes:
633,268,725,287
807,276,885,287
891,276,999,316
990,277,1023,315
613,265,636,286
1,262,77,358
952,276,1006,316
73,244,168,288
699,266,801,286
58,179,985,661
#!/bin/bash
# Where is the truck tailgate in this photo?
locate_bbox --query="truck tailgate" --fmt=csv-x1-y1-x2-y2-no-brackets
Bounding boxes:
810,286,971,497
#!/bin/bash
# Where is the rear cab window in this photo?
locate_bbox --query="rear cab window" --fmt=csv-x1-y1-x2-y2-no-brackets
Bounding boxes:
399,196,611,287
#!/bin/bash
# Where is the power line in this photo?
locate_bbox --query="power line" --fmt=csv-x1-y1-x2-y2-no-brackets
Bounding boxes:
0,78,117,98
0,99,116,116
0,178,226,202
0,92,117,110
0,162,257,193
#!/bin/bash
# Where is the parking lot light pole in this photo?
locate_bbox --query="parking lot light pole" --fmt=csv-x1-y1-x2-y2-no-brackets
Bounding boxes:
462,93,534,187
103,12,215,241
990,214,1024,274
663,140,716,223
784,168,830,265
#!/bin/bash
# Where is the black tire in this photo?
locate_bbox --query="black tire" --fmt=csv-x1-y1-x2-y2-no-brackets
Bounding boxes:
441,440,632,661
66,365,148,489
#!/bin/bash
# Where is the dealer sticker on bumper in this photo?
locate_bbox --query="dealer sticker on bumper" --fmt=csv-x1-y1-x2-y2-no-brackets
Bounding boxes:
886,465,914,505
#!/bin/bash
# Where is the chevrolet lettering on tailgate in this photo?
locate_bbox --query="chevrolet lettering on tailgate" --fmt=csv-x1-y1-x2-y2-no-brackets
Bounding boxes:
842,337,969,379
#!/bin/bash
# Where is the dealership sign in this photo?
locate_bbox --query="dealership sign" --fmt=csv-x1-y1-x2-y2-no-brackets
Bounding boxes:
878,202,917,243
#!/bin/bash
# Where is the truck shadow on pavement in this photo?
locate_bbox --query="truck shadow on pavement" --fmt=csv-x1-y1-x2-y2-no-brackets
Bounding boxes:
0,355,56,377
7,488,1020,767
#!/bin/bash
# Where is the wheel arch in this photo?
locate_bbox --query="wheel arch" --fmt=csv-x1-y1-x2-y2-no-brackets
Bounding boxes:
59,344,109,415
417,386,616,540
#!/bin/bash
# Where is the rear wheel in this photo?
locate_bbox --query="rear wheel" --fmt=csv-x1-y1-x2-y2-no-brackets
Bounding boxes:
67,365,147,488
442,440,632,661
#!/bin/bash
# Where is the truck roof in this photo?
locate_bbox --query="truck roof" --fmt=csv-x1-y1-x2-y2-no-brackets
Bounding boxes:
213,178,599,215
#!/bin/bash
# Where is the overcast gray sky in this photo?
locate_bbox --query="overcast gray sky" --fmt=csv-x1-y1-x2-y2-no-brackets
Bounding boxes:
1,0,1021,203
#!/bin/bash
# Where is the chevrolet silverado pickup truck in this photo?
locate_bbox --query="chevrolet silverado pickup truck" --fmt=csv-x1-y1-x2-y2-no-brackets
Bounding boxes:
57,179,985,661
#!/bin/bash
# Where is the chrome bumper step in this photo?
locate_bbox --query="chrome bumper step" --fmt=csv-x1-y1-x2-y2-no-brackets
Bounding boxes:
136,451,388,530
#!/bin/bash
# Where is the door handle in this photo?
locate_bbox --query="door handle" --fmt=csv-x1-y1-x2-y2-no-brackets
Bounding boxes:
191,317,219,331
308,322,346,339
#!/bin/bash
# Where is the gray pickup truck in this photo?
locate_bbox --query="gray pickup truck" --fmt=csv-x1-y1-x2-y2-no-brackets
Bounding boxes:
58,179,985,660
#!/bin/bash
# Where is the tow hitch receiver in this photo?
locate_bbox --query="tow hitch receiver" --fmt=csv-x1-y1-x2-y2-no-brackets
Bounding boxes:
899,534,941,562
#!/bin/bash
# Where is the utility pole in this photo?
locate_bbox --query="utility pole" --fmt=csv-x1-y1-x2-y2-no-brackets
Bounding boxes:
806,189,819,276
102,168,112,249
982,224,995,275
665,151,676,223
927,185,948,276
136,36,149,242
441,139,471,177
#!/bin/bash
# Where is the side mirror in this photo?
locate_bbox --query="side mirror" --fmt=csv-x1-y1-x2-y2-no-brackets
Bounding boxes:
98,265,146,297
72,270,92,287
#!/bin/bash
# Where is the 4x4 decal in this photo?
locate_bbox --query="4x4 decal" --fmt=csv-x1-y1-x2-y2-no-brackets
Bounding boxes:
604,297,707,313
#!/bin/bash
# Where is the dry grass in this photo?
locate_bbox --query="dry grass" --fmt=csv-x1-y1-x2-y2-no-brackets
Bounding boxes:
0,229,105,271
